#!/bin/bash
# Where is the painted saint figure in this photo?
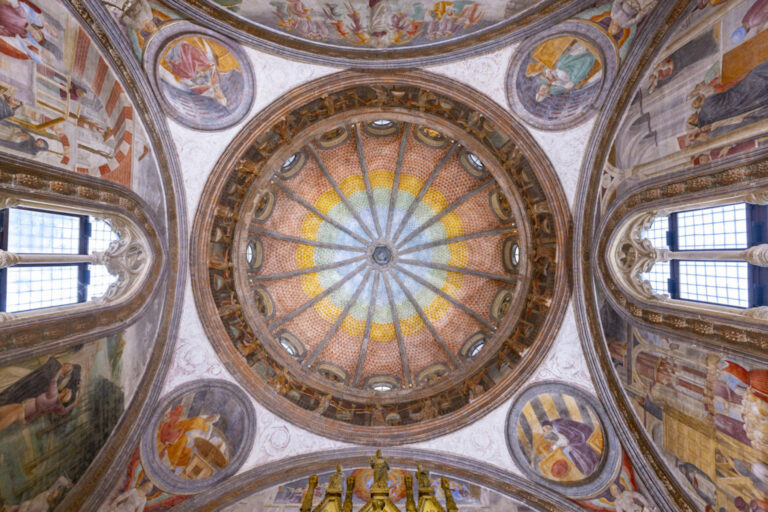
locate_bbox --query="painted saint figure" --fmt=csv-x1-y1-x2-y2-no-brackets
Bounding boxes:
156,404,226,478
0,120,49,156
541,418,602,477
160,38,229,107
0,0,47,61
526,38,602,103
0,357,80,432
609,0,658,36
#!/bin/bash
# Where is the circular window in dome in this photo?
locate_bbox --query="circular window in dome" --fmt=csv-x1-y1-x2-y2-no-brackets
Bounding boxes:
191,72,569,445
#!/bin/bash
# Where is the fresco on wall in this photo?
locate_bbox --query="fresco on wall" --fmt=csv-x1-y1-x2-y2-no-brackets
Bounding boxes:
0,334,127,510
614,0,768,170
0,0,151,187
139,380,255,494
142,22,254,130
506,381,623,500
606,324,768,511
206,0,551,50
507,2,656,130
101,448,186,511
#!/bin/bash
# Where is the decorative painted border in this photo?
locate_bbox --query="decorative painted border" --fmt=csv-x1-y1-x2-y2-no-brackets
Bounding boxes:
190,69,572,445
162,0,597,69
139,379,257,495
171,448,585,512
505,380,622,500
506,20,619,131
143,21,255,131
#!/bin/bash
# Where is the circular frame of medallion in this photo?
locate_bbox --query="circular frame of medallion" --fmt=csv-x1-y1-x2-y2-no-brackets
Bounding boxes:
139,379,256,494
505,380,622,499
143,21,255,131
506,20,619,131
191,70,571,445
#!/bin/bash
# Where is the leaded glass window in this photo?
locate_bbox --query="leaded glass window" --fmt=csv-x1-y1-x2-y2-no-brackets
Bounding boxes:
639,202,767,308
0,208,119,312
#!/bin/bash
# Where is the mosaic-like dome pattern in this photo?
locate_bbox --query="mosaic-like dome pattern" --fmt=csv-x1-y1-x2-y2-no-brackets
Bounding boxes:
249,121,519,391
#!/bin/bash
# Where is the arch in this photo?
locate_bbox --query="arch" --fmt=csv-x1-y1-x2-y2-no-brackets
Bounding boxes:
575,1,768,510
0,155,165,361
598,159,768,357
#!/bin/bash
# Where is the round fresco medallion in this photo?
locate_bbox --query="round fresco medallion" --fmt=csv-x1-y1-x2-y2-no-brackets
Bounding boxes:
143,21,254,131
139,380,256,494
507,21,618,131
505,381,621,499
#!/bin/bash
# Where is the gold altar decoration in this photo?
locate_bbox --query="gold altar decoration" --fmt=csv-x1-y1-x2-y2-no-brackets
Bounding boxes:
299,451,460,512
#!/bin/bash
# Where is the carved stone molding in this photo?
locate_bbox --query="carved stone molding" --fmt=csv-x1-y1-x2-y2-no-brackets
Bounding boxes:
49,0,187,510
571,1,702,511
599,161,768,354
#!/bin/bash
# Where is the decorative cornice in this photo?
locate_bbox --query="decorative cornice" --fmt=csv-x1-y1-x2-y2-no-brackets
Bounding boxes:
571,1,701,511
171,448,584,512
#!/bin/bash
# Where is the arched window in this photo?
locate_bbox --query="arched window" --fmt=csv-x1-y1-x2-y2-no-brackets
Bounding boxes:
0,197,152,320
608,192,768,318
639,202,765,308
0,207,121,312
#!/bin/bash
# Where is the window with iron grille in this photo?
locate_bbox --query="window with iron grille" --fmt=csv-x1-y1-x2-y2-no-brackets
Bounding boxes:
0,208,119,313
641,202,768,308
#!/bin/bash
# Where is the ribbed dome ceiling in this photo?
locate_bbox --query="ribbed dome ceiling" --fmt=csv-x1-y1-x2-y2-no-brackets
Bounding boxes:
248,120,521,392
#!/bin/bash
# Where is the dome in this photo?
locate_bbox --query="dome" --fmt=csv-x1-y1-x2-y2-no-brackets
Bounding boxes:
192,71,570,445
250,119,521,394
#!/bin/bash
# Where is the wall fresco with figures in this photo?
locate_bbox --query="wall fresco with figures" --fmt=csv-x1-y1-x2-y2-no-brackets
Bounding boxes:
0,0,146,187
0,334,130,510
613,0,768,172
603,306,768,512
